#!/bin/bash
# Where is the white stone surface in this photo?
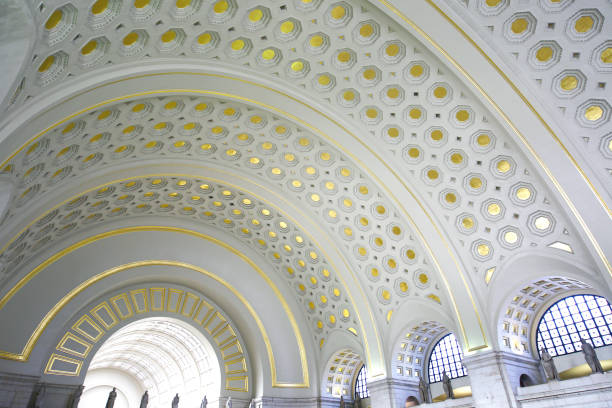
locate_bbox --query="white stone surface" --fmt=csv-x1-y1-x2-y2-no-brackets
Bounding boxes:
462,351,521,407
0,1,610,407
420,398,475,408
517,373,612,407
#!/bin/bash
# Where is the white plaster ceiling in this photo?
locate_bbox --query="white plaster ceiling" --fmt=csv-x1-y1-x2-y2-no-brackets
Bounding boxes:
443,0,612,196
0,0,608,382
87,317,220,407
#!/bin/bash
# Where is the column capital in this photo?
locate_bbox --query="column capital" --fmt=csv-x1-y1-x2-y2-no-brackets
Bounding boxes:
460,350,543,408
463,350,539,370
367,376,420,390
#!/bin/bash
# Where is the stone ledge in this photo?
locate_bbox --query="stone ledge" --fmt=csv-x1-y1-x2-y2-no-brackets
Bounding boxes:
256,396,356,408
517,373,612,403
367,377,420,389
0,372,39,383
462,350,539,371
419,397,475,408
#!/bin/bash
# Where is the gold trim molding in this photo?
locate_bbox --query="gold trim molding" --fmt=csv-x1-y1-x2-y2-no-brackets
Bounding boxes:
1,169,385,371
0,84,485,355
0,1,608,364
377,0,611,272
0,237,309,388
45,283,250,393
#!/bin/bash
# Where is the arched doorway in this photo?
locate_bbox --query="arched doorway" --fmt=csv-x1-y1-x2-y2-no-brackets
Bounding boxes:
79,317,221,408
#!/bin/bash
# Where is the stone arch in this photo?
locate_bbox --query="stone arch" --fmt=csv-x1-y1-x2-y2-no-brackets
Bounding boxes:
0,225,316,397
489,252,611,355
321,348,364,400
43,283,249,397
81,317,222,407
496,276,592,357
387,297,457,378
519,374,536,387
391,321,447,381
0,0,608,406
0,169,359,369
0,88,478,376
389,320,473,405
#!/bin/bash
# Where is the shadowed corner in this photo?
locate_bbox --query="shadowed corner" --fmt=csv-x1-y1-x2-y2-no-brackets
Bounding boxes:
0,0,34,111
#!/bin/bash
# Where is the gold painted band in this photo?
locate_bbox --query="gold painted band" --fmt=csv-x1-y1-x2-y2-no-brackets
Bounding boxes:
0,235,309,387
0,85,482,353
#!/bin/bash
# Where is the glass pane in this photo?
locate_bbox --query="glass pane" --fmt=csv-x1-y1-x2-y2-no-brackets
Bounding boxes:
427,333,466,383
536,294,612,358
354,366,369,398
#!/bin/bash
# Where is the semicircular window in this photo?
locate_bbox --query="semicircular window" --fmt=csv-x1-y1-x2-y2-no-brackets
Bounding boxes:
427,333,466,383
536,294,612,357
354,365,369,398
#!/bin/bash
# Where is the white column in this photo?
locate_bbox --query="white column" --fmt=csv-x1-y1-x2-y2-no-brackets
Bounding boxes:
367,378,420,408
40,383,82,408
461,350,542,408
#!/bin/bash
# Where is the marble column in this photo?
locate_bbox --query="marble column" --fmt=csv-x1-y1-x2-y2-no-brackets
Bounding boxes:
367,377,420,408
0,373,39,408
0,373,83,408
462,350,541,408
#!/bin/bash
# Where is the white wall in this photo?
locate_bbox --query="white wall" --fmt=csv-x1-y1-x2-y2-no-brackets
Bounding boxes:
80,368,144,408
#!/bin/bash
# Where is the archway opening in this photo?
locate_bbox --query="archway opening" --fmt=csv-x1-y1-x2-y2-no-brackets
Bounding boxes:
427,333,466,384
322,349,364,402
497,276,591,357
519,374,536,387
79,317,221,408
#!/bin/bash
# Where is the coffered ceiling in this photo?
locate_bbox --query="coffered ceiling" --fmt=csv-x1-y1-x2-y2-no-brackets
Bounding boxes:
0,0,609,384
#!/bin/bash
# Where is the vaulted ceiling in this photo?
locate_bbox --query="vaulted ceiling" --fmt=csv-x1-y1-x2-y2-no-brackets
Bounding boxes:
0,0,609,393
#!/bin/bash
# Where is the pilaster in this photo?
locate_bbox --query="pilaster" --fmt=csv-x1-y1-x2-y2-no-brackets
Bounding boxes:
367,377,420,408
461,350,541,408
0,373,82,408
0,373,38,408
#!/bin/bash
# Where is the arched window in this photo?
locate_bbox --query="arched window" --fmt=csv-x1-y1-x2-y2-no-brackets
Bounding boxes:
536,294,612,357
354,365,369,398
427,333,466,383
80,318,221,408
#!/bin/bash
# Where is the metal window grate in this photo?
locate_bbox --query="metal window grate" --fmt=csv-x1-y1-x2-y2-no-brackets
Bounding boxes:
354,365,369,398
427,333,466,383
536,294,612,357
